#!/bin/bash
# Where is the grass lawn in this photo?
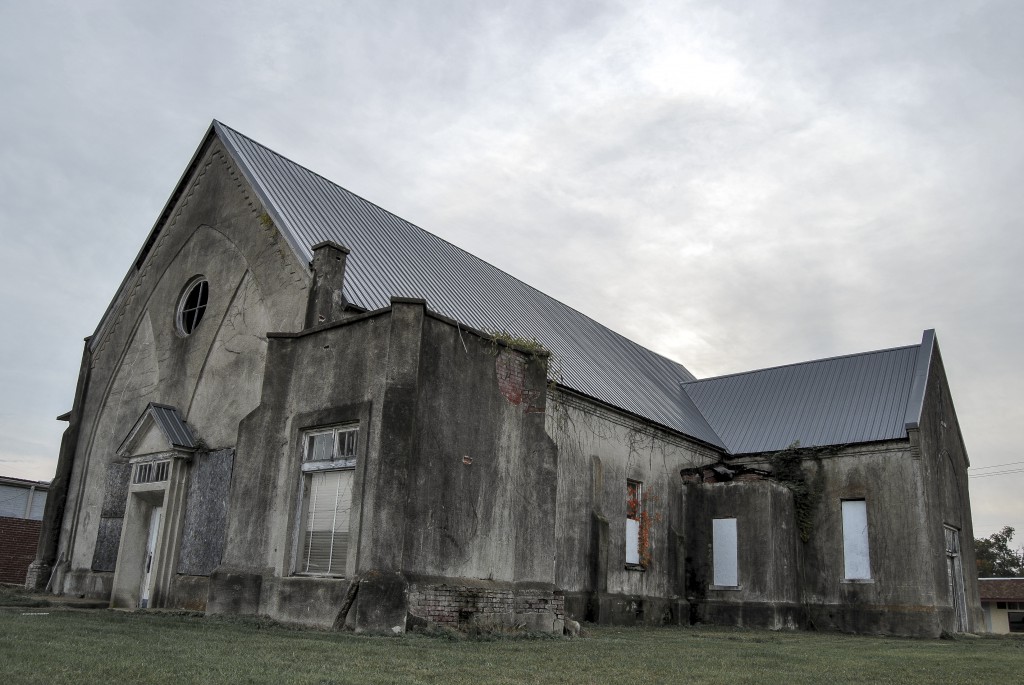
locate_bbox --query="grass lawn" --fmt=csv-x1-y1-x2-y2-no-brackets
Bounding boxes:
1,605,1021,685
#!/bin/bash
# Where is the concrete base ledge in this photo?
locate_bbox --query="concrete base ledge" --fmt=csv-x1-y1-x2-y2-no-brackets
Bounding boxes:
60,569,113,602
696,599,804,630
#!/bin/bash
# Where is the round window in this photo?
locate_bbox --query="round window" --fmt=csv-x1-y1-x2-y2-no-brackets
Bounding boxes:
177,278,209,335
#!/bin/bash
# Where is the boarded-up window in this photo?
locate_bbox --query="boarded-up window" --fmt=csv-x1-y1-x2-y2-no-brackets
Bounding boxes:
177,449,234,576
842,500,871,580
91,462,132,572
713,518,738,586
626,480,642,565
297,424,358,576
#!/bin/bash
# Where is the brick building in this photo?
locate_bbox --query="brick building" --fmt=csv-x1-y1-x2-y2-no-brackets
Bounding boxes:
0,476,48,584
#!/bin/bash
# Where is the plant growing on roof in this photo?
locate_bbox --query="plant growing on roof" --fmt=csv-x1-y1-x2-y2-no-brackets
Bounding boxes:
486,330,548,361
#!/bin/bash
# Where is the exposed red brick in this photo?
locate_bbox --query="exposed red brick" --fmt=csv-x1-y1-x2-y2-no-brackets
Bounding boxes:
0,516,42,585
495,350,526,405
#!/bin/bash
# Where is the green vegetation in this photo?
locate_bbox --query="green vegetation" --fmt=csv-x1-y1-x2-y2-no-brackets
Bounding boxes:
0,584,49,608
769,442,826,543
1,608,1022,685
975,526,1024,577
485,330,548,360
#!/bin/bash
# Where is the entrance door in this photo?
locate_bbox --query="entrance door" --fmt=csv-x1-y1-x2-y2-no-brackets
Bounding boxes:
140,506,163,608
944,525,968,632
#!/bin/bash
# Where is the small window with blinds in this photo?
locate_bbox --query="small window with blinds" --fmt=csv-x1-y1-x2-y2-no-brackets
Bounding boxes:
296,424,358,576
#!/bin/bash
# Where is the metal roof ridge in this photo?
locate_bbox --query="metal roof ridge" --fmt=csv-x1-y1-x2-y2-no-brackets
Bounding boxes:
682,341,923,385
903,329,936,431
213,121,697,380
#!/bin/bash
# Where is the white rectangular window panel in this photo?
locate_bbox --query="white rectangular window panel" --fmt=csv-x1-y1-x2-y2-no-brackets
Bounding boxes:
300,469,354,575
625,518,641,565
842,500,871,580
713,518,738,587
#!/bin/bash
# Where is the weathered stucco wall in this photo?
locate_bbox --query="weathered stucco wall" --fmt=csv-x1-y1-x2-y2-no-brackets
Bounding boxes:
57,138,309,598
547,393,717,624
681,435,976,636
797,443,944,635
683,480,801,629
210,301,559,631
405,316,556,586
216,307,390,585
916,343,983,632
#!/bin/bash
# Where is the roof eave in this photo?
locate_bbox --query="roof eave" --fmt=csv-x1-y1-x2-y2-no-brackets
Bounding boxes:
89,122,222,351
212,120,313,276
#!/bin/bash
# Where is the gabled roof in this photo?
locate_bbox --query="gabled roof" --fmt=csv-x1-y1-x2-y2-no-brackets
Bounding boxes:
682,332,933,454
108,120,941,455
213,121,725,448
117,403,198,457
978,578,1024,602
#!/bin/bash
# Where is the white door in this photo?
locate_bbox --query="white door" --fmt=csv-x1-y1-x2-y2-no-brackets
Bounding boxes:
140,506,162,608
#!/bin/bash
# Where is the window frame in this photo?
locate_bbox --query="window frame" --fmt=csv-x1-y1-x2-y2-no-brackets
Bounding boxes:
712,517,739,588
293,423,359,577
176,277,209,336
625,479,643,568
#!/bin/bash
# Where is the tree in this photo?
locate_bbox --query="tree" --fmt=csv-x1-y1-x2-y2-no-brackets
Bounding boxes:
975,526,1024,577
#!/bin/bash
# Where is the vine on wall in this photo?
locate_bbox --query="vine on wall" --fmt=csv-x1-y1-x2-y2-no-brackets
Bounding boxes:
769,442,827,543
627,486,663,568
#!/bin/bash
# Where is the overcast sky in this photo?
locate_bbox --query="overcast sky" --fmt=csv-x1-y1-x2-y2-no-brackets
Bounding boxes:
1,1,1021,539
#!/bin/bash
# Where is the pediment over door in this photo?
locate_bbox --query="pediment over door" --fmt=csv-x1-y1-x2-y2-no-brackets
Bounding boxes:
117,403,199,459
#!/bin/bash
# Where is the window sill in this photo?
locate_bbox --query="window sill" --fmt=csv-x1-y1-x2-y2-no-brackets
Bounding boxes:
842,578,874,584
709,585,741,591
624,564,646,572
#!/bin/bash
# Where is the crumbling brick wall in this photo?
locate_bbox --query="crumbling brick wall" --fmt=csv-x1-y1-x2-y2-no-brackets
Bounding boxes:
408,582,565,630
0,516,42,585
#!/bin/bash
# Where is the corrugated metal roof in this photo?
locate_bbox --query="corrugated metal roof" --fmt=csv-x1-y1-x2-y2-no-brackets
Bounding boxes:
682,343,922,454
149,403,198,450
117,403,198,455
214,122,725,448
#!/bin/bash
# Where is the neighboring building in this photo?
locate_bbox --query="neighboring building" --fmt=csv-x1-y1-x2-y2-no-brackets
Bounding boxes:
28,121,982,636
979,578,1024,633
1,476,48,584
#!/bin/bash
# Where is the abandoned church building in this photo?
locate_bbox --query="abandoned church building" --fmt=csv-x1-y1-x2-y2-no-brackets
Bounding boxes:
29,121,982,636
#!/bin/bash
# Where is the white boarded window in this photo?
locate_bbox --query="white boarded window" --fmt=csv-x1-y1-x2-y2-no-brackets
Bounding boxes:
713,518,738,587
842,500,871,580
297,425,358,576
626,480,642,565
